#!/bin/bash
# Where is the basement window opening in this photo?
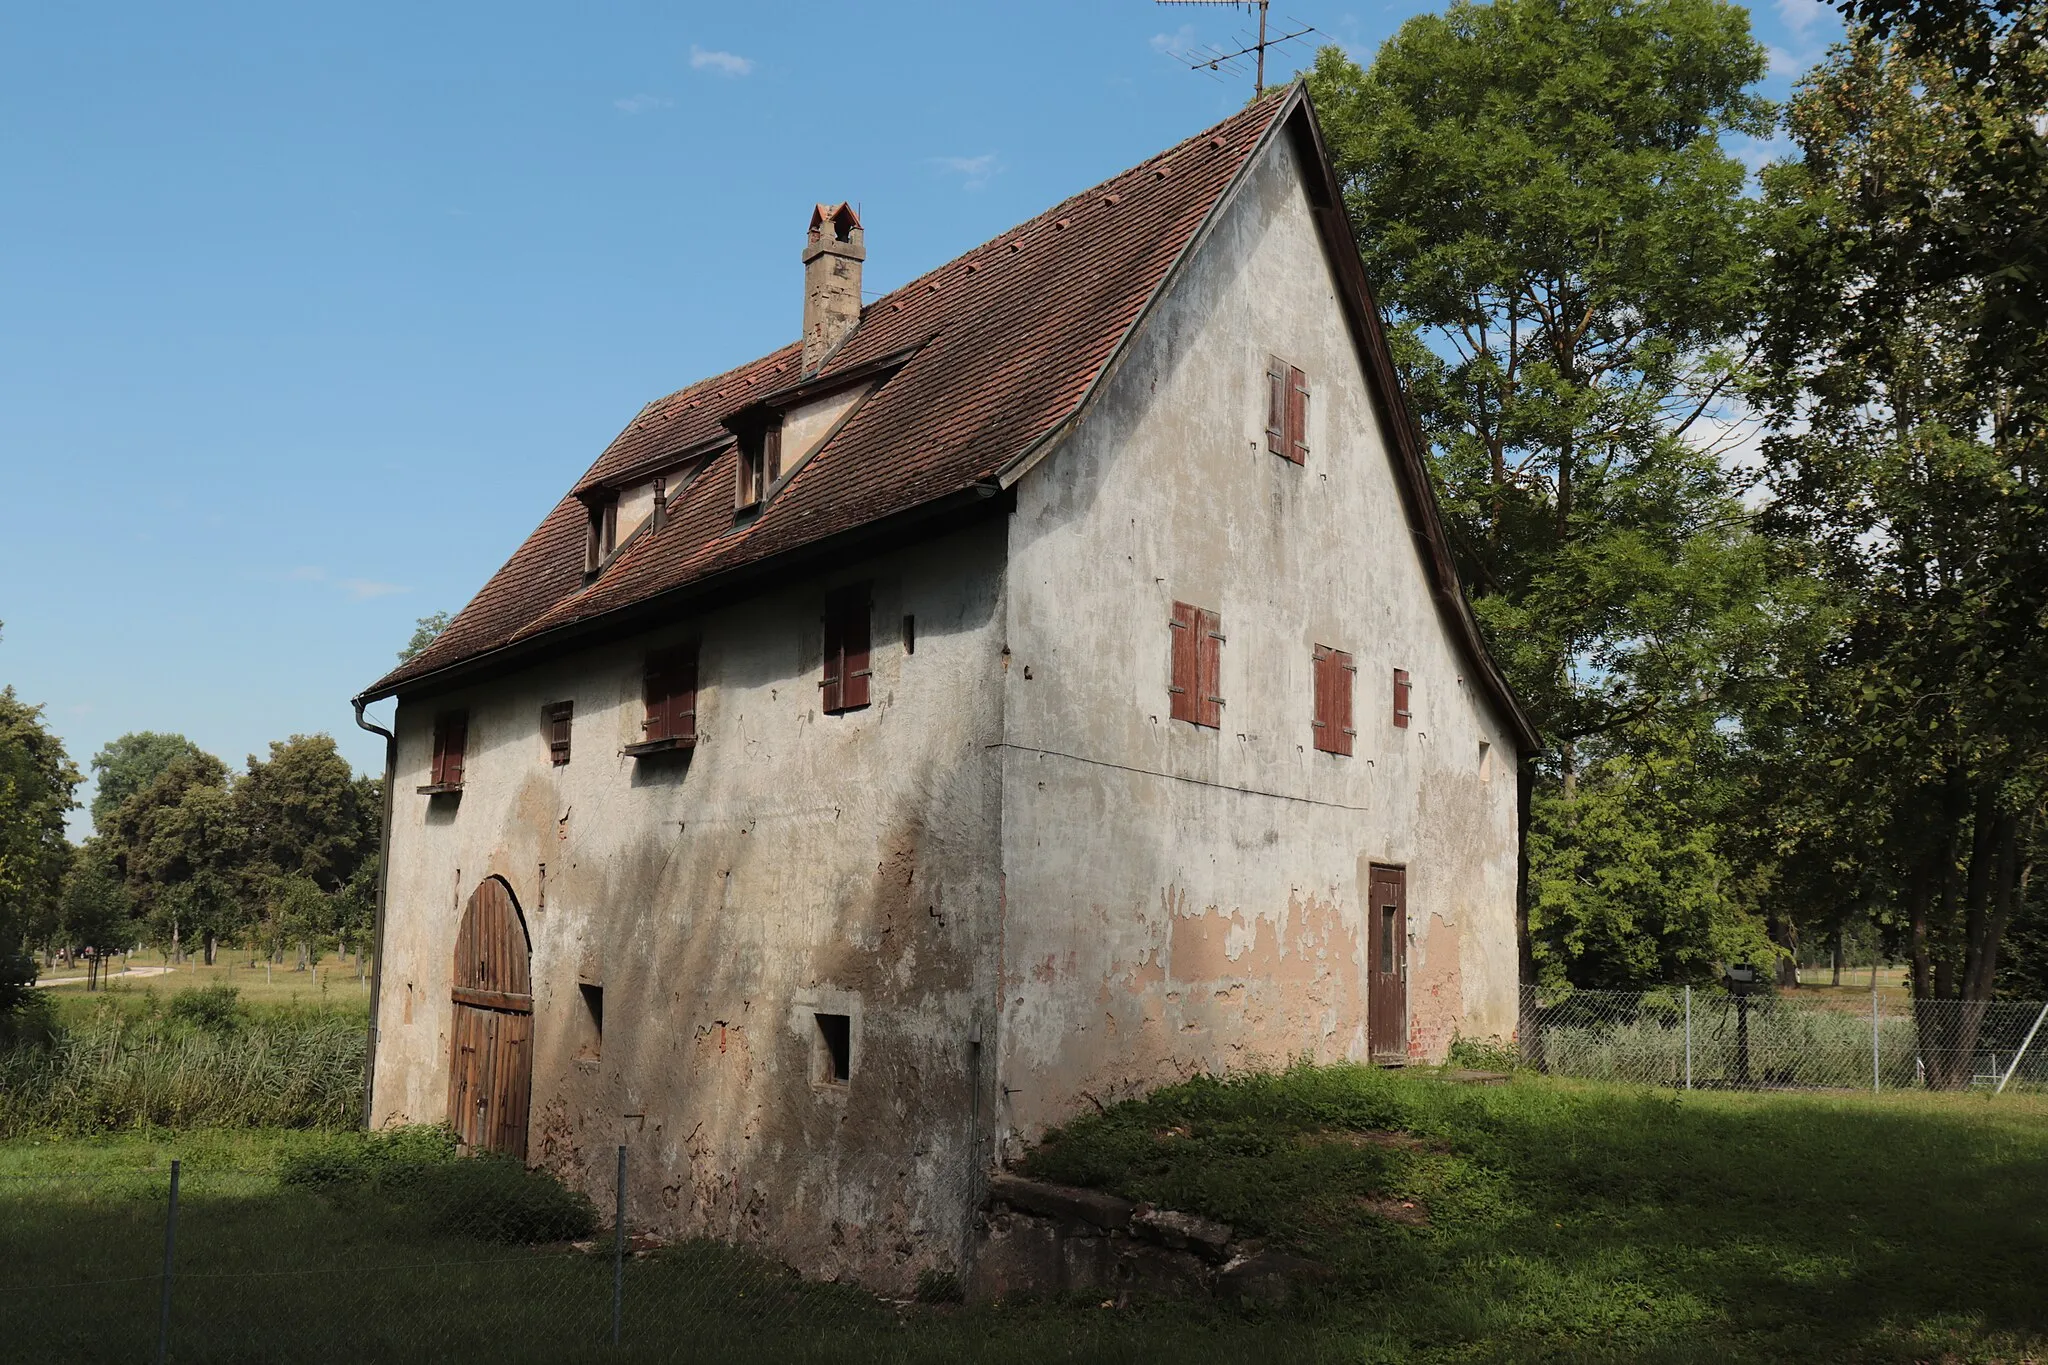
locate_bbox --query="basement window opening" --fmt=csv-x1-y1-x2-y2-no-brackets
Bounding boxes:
815,1012,851,1085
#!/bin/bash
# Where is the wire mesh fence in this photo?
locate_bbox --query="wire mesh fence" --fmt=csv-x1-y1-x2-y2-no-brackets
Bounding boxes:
1520,985,2048,1092
0,1138,1149,1365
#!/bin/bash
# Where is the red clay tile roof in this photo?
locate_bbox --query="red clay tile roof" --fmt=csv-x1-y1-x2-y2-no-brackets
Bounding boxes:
356,85,1537,751
364,92,1293,698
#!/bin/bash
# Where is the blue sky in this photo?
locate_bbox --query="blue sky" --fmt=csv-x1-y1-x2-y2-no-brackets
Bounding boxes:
0,0,1840,835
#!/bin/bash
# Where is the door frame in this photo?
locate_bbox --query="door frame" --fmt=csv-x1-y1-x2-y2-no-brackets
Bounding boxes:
447,876,534,1158
1366,862,1409,1064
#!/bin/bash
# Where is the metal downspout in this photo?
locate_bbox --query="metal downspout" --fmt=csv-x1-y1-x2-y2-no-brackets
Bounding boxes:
353,696,398,1130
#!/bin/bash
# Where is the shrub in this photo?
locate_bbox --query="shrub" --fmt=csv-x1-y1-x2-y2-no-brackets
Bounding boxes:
1445,1034,1520,1071
166,984,244,1032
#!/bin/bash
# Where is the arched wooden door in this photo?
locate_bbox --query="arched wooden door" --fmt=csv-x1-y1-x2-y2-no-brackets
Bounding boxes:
447,878,533,1158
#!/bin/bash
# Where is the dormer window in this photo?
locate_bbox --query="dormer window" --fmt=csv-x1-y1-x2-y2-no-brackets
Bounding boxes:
585,496,618,574
737,421,782,511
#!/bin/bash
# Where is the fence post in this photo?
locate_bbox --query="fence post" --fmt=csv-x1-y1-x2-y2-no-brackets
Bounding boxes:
1684,986,1693,1091
156,1159,180,1365
612,1145,627,1348
1996,1000,2048,1095
1872,975,1881,1094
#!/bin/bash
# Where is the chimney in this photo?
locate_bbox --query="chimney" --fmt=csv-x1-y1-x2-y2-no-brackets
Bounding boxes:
802,202,865,372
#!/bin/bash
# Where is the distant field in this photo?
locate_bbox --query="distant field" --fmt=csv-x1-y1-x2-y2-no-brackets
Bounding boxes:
38,947,372,1016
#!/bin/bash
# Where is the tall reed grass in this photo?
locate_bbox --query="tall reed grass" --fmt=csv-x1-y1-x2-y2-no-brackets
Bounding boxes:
0,993,365,1137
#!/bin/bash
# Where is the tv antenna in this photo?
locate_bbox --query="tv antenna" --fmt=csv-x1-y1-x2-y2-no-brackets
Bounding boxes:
1155,1,1318,96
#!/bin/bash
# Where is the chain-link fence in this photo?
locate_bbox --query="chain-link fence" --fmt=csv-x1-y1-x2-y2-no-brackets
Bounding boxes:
1519,985,2048,1092
0,1139,1150,1365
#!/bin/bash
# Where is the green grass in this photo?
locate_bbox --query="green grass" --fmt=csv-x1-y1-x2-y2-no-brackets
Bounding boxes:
0,989,365,1138
1024,1063,2048,1362
38,947,372,1015
3,1069,2045,1362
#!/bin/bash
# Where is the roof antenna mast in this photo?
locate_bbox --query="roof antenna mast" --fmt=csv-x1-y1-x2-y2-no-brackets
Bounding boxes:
1154,1,1317,96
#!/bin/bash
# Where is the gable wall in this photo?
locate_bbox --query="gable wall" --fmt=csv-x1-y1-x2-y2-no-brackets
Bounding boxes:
371,518,1009,1290
996,127,1520,1142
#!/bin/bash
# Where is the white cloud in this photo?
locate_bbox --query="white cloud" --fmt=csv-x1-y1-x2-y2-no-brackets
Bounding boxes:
1151,26,1201,61
1767,45,1805,80
613,93,673,113
930,153,999,191
1776,0,1833,39
283,565,409,600
689,44,753,76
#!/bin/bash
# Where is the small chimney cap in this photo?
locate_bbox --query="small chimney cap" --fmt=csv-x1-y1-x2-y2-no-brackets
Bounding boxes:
809,202,863,243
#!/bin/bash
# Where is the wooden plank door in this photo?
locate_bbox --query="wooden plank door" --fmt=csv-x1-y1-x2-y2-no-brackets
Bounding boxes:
447,878,533,1158
1367,865,1408,1063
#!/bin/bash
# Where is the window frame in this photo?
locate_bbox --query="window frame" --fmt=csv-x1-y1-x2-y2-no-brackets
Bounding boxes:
821,584,872,714
627,645,698,755
544,701,574,766
419,710,468,794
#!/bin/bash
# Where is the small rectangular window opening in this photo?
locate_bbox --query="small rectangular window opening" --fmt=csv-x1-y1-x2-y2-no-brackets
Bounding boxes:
815,1012,851,1085
1393,668,1412,729
586,497,619,573
1380,905,1398,975
546,701,574,766
1479,740,1493,783
577,983,603,1061
902,614,916,656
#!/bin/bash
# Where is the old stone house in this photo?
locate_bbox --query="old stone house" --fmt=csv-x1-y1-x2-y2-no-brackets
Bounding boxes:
353,84,1535,1289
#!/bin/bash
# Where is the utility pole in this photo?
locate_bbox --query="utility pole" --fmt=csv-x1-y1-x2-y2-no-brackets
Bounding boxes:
1155,1,1317,97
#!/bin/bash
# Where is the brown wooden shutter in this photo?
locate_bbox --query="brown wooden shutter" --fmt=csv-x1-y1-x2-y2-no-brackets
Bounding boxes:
1333,650,1356,755
1393,668,1411,729
546,702,573,765
1265,358,1287,456
821,585,870,714
434,711,468,787
1312,646,1332,751
1197,608,1224,728
1168,601,1197,723
645,647,697,743
820,599,843,714
1287,367,1310,464
764,422,783,485
841,586,871,710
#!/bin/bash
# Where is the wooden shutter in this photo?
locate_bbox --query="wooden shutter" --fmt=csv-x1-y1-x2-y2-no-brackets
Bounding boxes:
1393,668,1412,729
1312,647,1333,752
433,711,468,787
1197,609,1224,728
764,422,783,485
645,647,698,743
822,585,870,714
1314,648,1354,756
1287,367,1310,464
1168,601,1197,723
1265,358,1287,456
546,702,573,765
820,603,843,714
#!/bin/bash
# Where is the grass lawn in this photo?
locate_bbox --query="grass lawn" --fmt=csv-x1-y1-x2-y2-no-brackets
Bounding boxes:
38,948,371,1017
3,1070,2045,1363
